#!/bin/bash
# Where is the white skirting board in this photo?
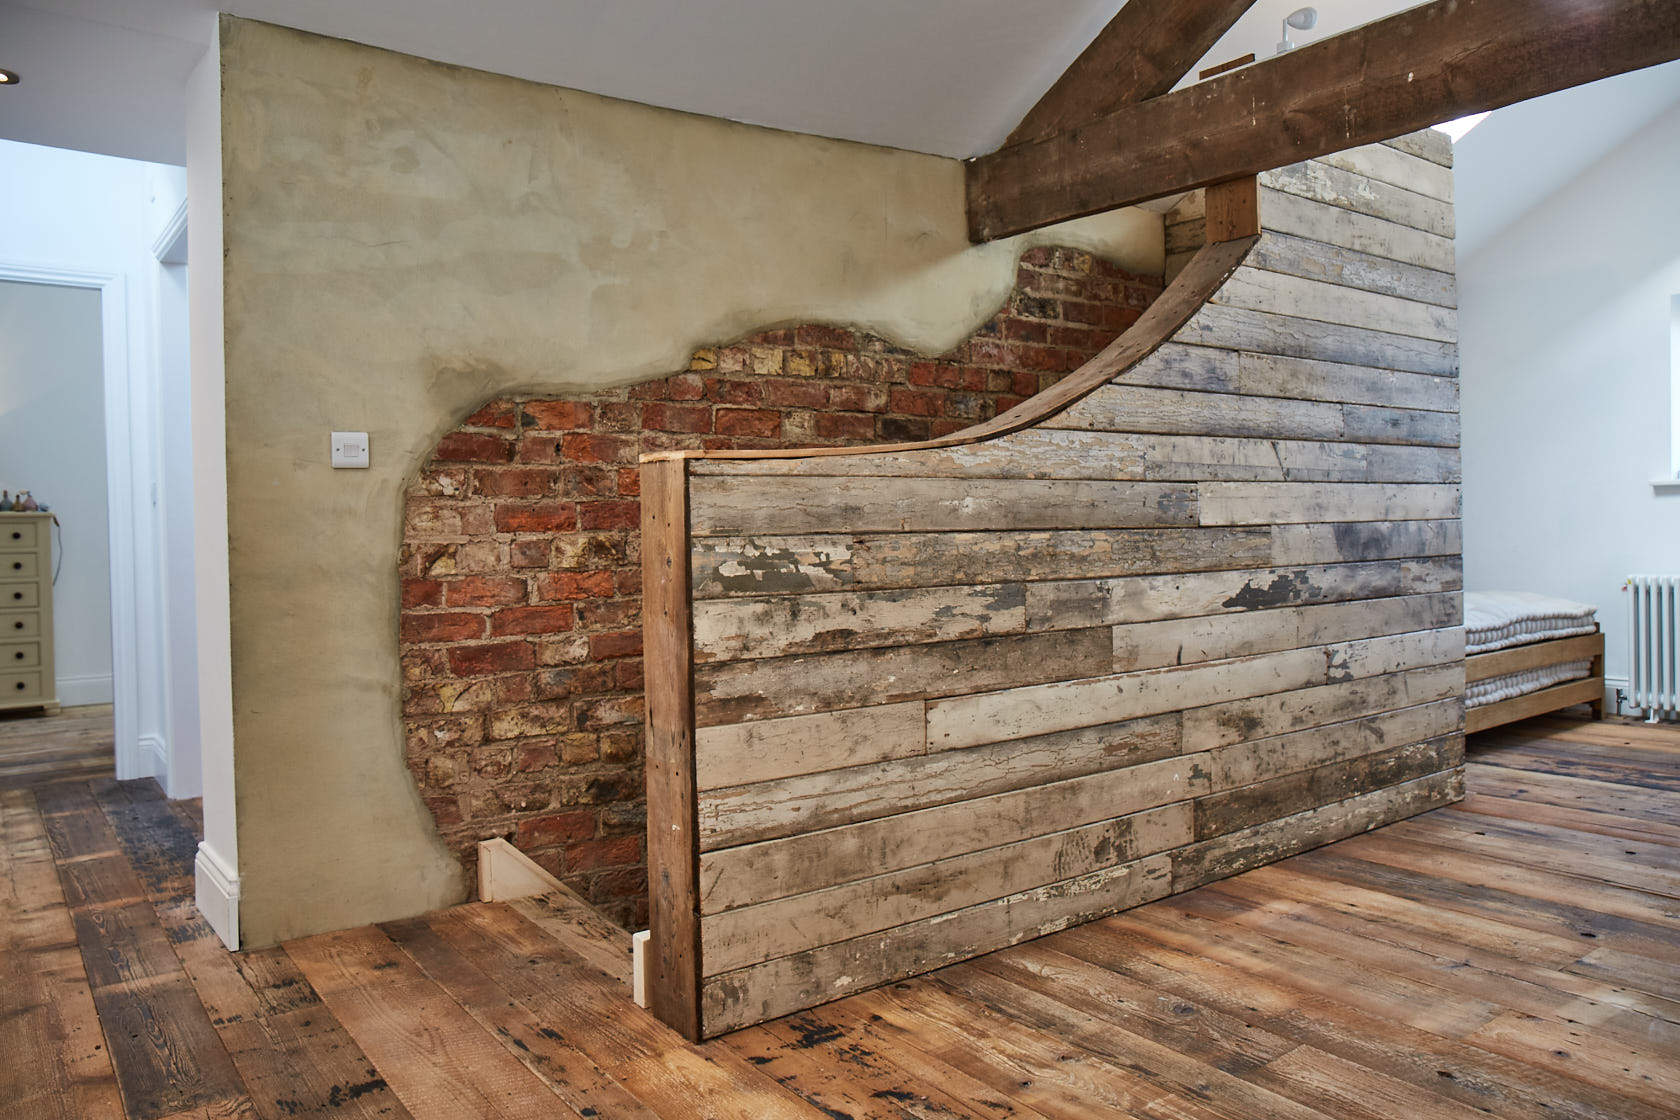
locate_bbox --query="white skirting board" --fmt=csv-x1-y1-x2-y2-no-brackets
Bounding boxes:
195,840,240,950
58,673,115,706
477,837,565,901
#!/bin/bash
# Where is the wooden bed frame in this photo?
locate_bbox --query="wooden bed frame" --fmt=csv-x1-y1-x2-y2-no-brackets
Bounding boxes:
1464,629,1605,733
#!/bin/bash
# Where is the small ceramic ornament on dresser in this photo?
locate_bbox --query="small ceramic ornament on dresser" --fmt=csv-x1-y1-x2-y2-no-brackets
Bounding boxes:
17,493,38,512
0,492,11,511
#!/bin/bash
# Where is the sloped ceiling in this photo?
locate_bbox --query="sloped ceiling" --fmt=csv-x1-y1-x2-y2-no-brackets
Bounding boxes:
1,0,1413,167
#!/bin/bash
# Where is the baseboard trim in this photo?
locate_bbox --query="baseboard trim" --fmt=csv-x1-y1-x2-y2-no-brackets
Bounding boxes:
477,837,563,902
137,733,167,779
57,674,115,707
195,841,240,950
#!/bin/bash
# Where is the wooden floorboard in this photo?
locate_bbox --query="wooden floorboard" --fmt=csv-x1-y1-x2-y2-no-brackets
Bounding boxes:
1,708,1677,1118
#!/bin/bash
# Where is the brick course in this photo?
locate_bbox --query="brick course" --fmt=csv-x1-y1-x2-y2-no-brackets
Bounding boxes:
400,247,1162,927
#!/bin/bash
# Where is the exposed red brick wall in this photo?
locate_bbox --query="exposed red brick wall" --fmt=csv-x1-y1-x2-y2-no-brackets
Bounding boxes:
400,248,1162,927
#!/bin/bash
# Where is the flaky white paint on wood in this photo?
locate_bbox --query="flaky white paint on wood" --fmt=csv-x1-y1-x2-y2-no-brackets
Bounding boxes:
694,702,926,790
1197,482,1461,525
1260,186,1454,273
1261,160,1455,239
1213,265,1458,344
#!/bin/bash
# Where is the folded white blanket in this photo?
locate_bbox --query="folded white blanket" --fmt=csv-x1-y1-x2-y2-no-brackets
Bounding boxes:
1464,590,1598,655
1465,660,1593,708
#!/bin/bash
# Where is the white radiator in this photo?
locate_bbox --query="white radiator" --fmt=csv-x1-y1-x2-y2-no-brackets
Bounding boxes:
1627,575,1680,721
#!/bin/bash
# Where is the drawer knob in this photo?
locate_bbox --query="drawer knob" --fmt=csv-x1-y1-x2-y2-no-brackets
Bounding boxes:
9,562,18,570
10,592,19,600
14,682,23,690
8,532,17,540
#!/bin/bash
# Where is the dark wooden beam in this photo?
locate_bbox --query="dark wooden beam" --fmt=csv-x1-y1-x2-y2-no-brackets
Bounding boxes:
1006,0,1260,148
970,0,1680,242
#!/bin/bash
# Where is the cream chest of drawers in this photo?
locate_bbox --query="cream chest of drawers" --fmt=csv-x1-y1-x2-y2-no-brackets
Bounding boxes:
0,513,57,712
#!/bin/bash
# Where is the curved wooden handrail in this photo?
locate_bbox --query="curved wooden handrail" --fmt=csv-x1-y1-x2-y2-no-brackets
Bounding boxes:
640,232,1257,465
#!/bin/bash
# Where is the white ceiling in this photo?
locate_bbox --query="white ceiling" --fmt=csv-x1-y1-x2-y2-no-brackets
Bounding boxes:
0,0,1419,168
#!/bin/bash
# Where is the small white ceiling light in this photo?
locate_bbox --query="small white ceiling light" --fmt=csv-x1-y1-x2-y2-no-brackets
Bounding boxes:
1276,8,1319,55
0,70,18,86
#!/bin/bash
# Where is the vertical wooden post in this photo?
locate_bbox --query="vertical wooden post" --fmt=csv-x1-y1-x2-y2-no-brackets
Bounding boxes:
1204,175,1260,242
639,455,701,1040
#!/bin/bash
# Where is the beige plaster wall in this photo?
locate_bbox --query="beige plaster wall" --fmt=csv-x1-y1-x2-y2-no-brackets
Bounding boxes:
219,15,1162,945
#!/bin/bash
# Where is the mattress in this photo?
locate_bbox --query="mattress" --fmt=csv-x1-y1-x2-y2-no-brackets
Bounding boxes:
1465,660,1593,709
1464,590,1599,655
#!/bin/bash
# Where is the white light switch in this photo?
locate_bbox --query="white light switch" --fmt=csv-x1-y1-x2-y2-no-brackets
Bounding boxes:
331,431,370,469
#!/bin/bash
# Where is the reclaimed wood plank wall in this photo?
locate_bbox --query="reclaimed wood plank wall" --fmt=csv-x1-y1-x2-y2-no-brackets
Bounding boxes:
646,132,1465,1039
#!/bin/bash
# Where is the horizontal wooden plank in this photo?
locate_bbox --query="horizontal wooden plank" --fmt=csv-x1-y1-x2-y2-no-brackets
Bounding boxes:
1259,186,1456,273
700,853,1175,1035
1207,698,1463,791
1112,593,1461,673
1213,266,1457,343
1172,768,1465,891
693,582,1026,662
699,754,1202,913
1384,130,1453,167
1175,303,1458,377
1312,143,1455,204
1122,343,1460,412
1198,482,1461,525
694,703,925,791
1269,520,1461,566
1466,632,1604,684
1049,384,1459,446
1027,557,1464,631
926,646,1329,752
1166,216,1207,255
694,626,1112,726
1326,626,1465,682
688,475,1198,536
1194,735,1464,839
691,527,1276,599
686,428,1152,480
698,712,1181,850
701,803,1193,975
1260,160,1454,238
1246,230,1456,310
1182,662,1465,751
1465,677,1604,734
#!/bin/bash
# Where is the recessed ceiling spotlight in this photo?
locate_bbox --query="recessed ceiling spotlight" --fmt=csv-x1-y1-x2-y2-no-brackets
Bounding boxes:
0,70,18,86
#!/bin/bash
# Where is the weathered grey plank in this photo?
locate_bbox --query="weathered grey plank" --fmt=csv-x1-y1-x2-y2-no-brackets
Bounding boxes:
698,756,1201,913
1166,216,1208,255
1213,266,1457,343
697,712,1182,849
1050,384,1456,446
694,702,926,791
686,428,1150,480
693,582,1027,662
701,853,1175,1035
1171,768,1464,891
701,804,1192,975
1325,625,1465,681
1206,697,1462,791
1382,129,1454,168
693,627,1113,726
1111,593,1461,673
1261,160,1455,238
690,527,1276,599
1259,186,1455,273
1176,303,1457,377
1181,662,1465,751
1026,557,1463,631
1193,735,1464,839
1313,144,1454,204
1247,230,1456,309
1268,520,1461,565
925,646,1329,752
688,475,1198,536
1197,482,1461,525
1121,343,1460,412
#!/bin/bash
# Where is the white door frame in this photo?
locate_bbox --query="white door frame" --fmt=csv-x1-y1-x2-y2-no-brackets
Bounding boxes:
0,259,147,781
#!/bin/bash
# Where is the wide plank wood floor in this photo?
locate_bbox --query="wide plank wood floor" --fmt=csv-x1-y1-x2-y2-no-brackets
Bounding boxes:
3,710,1677,1118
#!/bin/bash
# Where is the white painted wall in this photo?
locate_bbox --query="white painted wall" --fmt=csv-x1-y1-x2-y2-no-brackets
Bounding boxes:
1459,99,1680,704
0,280,113,703
0,138,178,777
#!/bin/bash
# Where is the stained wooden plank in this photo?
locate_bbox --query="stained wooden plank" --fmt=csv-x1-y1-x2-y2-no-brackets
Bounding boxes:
698,711,1182,849
1183,663,1465,751
965,0,1680,239
688,475,1198,536
285,925,574,1120
1197,481,1461,525
1259,185,1456,273
694,626,1113,726
1122,343,1461,411
1313,142,1455,204
639,456,701,1040
1213,265,1457,343
1261,159,1455,238
1208,699,1463,792
694,702,926,790
1247,229,1456,309
33,782,259,1120
1050,383,1459,446
691,526,1276,599
1268,519,1461,566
